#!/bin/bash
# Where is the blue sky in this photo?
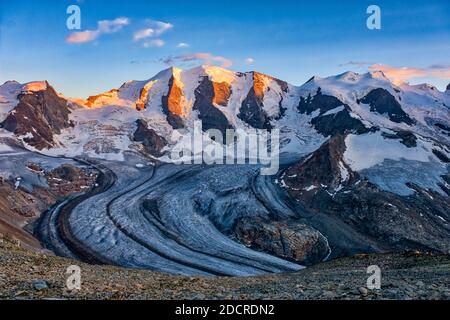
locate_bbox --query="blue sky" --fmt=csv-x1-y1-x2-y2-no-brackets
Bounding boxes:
1,0,449,97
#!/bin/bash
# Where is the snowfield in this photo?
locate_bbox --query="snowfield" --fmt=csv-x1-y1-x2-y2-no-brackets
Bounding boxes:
344,131,449,195
344,131,433,171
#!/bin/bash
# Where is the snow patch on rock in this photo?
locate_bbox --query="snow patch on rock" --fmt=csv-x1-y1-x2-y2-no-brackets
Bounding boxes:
343,131,433,171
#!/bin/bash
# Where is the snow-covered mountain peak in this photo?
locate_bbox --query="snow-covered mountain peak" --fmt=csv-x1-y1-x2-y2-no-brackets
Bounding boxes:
412,83,439,92
396,81,449,104
335,71,362,82
299,70,393,101
21,81,48,93
0,80,22,96
201,65,237,84
366,70,390,81
144,66,180,82
333,70,390,84
0,81,22,122
0,80,54,122
1,80,21,88
0,80,49,95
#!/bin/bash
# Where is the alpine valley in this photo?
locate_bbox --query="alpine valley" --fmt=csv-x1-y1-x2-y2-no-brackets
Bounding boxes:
0,65,449,276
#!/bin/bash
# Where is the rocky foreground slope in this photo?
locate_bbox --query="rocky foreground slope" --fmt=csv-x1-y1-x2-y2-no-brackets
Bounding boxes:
0,239,449,300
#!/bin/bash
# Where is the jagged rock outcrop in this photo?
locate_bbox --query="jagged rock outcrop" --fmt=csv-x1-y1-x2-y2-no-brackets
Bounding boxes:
283,134,357,194
238,72,286,130
238,88,271,129
433,122,450,137
133,119,167,157
85,89,119,108
1,82,72,149
50,164,86,182
358,88,414,125
212,81,232,107
298,88,344,115
381,130,417,148
161,76,185,129
234,217,329,265
311,108,369,136
135,83,153,111
432,149,450,163
281,135,450,256
193,77,233,137
298,88,369,136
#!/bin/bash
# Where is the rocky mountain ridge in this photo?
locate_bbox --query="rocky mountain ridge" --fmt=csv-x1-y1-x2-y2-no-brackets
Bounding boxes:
0,66,449,263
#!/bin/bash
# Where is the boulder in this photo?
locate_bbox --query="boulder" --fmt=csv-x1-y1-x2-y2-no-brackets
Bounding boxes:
234,217,329,265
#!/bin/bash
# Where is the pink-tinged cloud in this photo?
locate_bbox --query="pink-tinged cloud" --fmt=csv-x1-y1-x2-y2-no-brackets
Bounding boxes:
369,63,450,83
66,17,130,44
66,30,98,43
133,28,155,41
166,52,233,68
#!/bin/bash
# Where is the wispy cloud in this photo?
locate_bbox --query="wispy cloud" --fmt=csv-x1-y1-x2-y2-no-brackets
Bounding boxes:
130,59,156,65
162,52,233,68
339,61,371,68
133,20,173,40
151,20,173,36
66,17,130,44
143,39,165,48
133,20,173,47
177,42,190,48
369,63,450,82
245,57,255,65
133,28,155,41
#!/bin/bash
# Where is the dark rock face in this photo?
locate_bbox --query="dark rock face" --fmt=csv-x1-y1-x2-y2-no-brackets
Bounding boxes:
432,149,450,163
275,79,289,93
311,108,369,136
282,135,450,256
161,76,185,129
1,83,72,149
274,81,288,120
358,88,414,125
393,131,417,147
306,181,450,254
237,72,286,130
434,122,450,136
440,173,450,196
298,89,369,136
133,119,167,157
234,217,329,265
238,87,271,129
446,83,450,92
425,118,450,137
298,88,343,115
50,164,82,182
284,135,357,193
381,131,417,148
193,77,233,137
